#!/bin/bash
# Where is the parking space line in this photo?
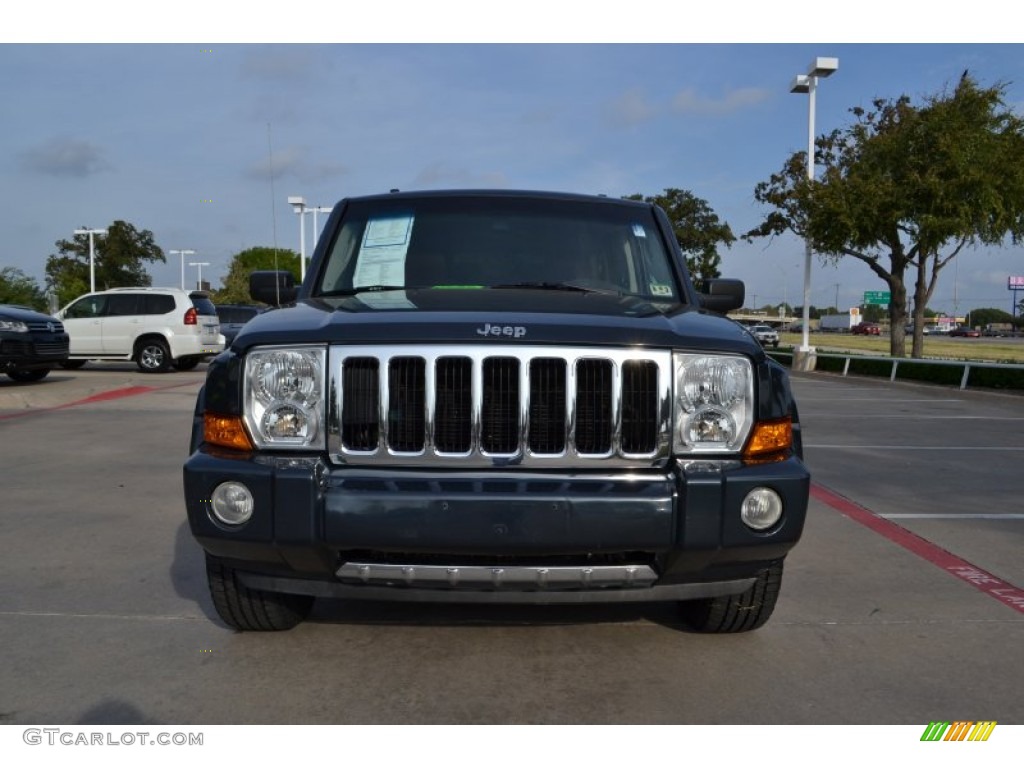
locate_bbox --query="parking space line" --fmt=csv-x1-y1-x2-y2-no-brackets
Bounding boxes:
811,483,1024,615
799,398,964,403
0,610,204,622
882,514,1024,520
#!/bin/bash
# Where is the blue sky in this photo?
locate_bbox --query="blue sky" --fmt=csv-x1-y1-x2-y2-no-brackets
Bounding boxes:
3,11,1023,317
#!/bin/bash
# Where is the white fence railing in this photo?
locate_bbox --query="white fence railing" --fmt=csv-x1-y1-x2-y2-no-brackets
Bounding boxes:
770,351,1024,391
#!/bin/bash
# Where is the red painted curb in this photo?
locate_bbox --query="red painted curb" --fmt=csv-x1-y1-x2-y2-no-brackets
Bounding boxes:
811,483,1024,615
0,380,198,422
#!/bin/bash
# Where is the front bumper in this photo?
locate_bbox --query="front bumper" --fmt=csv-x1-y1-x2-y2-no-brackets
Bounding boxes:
184,449,810,604
0,334,69,371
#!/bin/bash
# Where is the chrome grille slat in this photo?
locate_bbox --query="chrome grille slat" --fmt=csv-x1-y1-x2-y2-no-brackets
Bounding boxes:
388,357,425,452
434,357,472,453
328,345,672,468
341,357,379,451
26,320,65,333
528,358,566,454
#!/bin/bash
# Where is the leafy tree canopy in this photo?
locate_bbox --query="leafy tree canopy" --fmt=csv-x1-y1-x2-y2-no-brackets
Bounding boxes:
45,221,165,307
625,188,735,282
211,247,300,305
968,307,1017,327
747,74,1024,358
0,267,46,311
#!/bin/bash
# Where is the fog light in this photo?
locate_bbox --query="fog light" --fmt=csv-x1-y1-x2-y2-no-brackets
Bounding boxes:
741,487,783,531
210,482,254,526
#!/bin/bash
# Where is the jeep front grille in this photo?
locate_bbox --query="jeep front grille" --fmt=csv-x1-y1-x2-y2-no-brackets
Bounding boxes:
328,345,672,468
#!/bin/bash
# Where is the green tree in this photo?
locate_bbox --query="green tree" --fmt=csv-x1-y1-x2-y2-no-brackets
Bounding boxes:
625,188,735,282
969,307,1015,328
212,247,300,305
45,221,166,306
0,267,46,310
747,75,1024,358
860,304,886,323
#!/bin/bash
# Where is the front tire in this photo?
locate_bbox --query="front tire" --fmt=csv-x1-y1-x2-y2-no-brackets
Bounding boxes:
6,368,50,382
678,562,783,633
136,338,171,373
205,555,314,631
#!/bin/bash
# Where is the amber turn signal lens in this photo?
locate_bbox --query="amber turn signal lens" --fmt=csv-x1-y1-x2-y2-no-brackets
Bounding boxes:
743,417,792,459
204,412,254,451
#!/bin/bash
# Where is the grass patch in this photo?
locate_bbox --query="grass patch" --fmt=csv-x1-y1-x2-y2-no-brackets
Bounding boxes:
778,333,1024,364
770,337,1024,392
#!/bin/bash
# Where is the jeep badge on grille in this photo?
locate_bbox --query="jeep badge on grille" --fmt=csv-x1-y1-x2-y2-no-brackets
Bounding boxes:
476,323,526,338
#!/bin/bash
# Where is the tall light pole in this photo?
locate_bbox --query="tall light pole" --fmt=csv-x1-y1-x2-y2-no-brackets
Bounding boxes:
189,261,210,291
311,205,332,250
288,196,307,281
170,249,196,291
790,56,838,371
74,227,107,294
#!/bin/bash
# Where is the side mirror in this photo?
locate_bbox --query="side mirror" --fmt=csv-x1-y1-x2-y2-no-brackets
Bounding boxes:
699,278,745,313
250,270,297,306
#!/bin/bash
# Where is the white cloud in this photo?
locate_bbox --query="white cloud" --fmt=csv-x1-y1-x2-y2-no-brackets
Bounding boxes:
671,87,771,116
608,88,661,126
239,47,327,81
243,146,349,184
410,163,509,189
19,137,111,177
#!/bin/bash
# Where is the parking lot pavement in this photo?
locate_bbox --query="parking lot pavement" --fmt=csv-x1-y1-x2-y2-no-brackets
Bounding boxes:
0,366,1021,725
790,372,1024,591
0,362,206,417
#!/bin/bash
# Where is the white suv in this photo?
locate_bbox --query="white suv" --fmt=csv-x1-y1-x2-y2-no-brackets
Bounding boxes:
748,324,780,349
57,287,224,372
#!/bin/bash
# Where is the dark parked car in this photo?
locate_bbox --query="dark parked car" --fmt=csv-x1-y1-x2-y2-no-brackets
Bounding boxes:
851,322,881,336
949,326,981,338
0,304,69,382
214,304,264,345
184,189,810,633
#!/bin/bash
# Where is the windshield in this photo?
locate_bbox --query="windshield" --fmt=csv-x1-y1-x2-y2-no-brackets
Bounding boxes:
315,195,681,302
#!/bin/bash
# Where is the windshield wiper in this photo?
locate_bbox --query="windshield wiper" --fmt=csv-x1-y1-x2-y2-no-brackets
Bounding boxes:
490,281,618,295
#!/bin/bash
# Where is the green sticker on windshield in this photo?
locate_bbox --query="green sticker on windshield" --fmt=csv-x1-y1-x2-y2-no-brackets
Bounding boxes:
650,283,672,296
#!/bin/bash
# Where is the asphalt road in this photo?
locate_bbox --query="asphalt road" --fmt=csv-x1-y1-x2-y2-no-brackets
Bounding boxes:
0,363,1021,725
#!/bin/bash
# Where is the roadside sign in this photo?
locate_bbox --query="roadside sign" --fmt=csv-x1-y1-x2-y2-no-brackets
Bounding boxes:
864,291,891,305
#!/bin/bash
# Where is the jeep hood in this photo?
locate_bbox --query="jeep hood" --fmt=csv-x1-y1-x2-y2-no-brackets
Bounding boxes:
235,288,756,355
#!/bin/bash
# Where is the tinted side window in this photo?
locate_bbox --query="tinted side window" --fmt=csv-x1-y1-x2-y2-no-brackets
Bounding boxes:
190,294,217,316
143,295,176,315
107,293,142,316
64,295,108,319
218,307,258,324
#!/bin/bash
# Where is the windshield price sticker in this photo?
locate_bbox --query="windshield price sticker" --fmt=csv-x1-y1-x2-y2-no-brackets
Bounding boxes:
355,215,415,288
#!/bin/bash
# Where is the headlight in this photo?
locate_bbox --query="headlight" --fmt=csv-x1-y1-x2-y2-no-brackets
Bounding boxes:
0,320,29,333
243,346,326,449
673,353,753,454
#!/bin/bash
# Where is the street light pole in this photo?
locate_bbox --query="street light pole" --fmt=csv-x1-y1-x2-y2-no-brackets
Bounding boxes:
188,261,210,291
311,205,332,250
74,227,107,294
288,196,307,282
790,56,838,371
170,249,196,291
